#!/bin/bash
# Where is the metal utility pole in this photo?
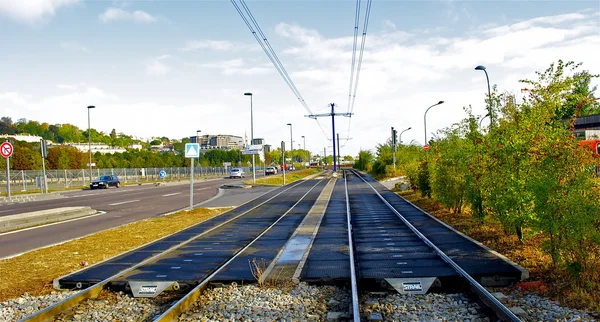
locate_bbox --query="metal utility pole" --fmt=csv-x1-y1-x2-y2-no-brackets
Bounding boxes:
40,139,48,193
306,103,352,171
323,147,326,169
244,93,256,184
391,127,397,170
287,123,293,168
87,105,95,182
337,133,341,168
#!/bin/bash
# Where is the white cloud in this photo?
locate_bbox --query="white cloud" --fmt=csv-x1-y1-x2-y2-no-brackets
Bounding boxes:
145,55,172,76
199,59,272,76
60,41,88,52
99,7,157,23
180,40,235,52
0,0,79,22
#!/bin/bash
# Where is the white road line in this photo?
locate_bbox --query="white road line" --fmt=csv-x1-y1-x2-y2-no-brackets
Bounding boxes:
108,200,139,206
0,211,107,237
0,209,13,213
196,187,211,191
162,193,181,197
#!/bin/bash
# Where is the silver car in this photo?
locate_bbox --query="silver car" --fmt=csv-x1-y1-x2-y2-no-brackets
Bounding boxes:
229,168,245,179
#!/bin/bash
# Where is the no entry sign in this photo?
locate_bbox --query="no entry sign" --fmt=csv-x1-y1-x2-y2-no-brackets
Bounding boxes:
1,141,13,158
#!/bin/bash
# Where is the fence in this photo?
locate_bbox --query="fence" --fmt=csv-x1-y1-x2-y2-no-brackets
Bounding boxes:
0,166,255,195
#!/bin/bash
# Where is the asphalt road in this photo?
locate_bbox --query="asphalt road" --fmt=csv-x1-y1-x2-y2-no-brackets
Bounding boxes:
0,176,271,259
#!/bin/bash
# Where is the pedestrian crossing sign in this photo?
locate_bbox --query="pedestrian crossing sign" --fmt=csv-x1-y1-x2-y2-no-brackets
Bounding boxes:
185,143,200,158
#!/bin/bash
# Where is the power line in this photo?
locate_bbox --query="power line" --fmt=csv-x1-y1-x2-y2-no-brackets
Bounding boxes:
231,0,329,138
345,0,373,141
347,0,361,111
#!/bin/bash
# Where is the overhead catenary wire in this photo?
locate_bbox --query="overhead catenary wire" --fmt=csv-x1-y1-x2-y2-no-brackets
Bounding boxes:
345,0,373,141
347,0,361,111
231,0,329,138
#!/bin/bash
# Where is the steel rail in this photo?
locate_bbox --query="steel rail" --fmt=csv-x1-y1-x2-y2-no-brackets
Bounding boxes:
343,170,361,322
153,178,326,321
20,179,314,322
346,169,521,322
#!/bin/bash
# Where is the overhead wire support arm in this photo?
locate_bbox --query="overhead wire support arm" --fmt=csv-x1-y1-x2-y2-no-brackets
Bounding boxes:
305,103,352,172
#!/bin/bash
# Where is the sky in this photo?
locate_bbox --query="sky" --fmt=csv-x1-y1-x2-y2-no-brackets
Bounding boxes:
1,0,599,157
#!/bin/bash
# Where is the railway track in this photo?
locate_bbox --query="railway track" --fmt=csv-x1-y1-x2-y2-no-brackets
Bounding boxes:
20,178,328,322
343,168,521,322
15,170,526,321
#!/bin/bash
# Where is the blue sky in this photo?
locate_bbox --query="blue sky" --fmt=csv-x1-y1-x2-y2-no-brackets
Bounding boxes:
1,0,599,156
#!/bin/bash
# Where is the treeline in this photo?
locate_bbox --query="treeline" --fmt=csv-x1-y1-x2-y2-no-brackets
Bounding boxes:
356,61,600,291
1,142,264,170
0,117,142,148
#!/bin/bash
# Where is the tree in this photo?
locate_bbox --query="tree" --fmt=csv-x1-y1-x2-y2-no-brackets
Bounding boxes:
0,117,15,134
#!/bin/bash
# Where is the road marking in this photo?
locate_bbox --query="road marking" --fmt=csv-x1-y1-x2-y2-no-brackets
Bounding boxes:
0,211,107,238
196,187,211,191
108,200,139,206
162,193,181,197
0,209,13,213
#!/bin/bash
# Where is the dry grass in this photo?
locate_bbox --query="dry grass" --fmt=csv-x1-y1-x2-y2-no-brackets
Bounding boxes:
399,190,600,314
244,169,321,186
0,207,230,302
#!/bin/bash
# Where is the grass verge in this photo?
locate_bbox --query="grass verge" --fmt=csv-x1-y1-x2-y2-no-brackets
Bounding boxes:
399,190,600,315
244,169,322,186
0,207,230,302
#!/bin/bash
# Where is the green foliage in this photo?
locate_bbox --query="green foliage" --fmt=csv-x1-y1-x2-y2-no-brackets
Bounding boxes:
354,150,374,171
416,160,431,198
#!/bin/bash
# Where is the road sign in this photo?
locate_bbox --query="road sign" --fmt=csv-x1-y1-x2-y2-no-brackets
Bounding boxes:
1,142,13,158
87,163,96,167
159,170,167,178
424,144,429,151
242,150,260,155
223,162,232,167
185,143,200,158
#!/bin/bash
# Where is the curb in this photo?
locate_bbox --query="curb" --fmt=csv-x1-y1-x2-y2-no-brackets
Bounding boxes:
0,193,65,204
0,207,97,233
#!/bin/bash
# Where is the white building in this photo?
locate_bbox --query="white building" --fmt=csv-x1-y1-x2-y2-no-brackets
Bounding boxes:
0,134,42,143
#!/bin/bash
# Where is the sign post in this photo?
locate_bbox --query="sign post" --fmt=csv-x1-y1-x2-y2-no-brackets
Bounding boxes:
1,141,14,197
185,143,200,210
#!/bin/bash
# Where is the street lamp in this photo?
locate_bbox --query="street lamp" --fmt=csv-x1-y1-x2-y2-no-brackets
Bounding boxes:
287,123,293,169
87,105,95,181
475,65,493,129
244,92,256,184
399,127,411,145
423,101,444,146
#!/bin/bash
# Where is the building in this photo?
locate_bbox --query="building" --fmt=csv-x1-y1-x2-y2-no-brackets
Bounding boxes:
61,142,143,154
0,134,42,143
252,138,265,145
573,114,600,139
190,134,245,150
263,144,272,153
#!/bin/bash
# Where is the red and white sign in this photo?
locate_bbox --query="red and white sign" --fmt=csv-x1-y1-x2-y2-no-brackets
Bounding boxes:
423,144,429,151
1,142,13,158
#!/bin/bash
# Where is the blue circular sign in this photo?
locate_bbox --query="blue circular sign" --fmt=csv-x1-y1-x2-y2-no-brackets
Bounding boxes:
159,170,167,178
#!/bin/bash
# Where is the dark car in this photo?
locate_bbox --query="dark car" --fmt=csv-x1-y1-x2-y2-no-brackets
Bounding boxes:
90,175,121,189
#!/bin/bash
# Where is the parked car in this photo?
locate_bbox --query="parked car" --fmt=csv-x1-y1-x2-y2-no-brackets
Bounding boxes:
90,175,121,189
229,168,245,179
265,166,277,175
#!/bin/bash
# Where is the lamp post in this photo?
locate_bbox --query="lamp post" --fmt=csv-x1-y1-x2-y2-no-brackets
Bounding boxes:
399,127,411,145
87,105,95,181
287,123,293,169
475,65,492,129
423,101,444,146
244,92,256,184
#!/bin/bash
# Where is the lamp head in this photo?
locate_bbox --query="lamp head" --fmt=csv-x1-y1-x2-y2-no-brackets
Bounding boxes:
244,92,252,96
87,105,95,109
474,65,486,71
438,101,444,105
408,127,412,130
287,123,292,126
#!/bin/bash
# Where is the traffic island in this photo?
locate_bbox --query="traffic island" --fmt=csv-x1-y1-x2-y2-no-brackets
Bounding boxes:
0,207,98,233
